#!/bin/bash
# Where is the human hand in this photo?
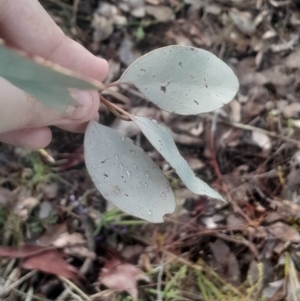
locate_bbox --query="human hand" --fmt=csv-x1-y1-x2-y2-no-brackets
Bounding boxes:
0,0,109,149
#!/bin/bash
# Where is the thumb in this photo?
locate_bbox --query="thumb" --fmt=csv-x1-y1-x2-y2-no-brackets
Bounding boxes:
0,77,100,134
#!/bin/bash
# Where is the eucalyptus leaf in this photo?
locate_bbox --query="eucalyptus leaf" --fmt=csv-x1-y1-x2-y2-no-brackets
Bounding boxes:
119,45,239,115
0,41,102,110
134,116,225,201
84,120,176,222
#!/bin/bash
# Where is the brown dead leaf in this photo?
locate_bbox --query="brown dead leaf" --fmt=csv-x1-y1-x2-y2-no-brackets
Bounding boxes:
53,232,96,259
37,223,68,247
251,131,271,152
119,0,145,18
209,239,230,268
13,186,39,221
119,38,141,66
145,5,174,22
185,157,205,170
268,222,300,243
92,14,114,43
172,131,202,145
0,245,79,282
38,182,59,199
99,259,150,300
283,103,300,119
22,249,79,282
53,232,86,248
230,9,256,35
226,252,241,285
171,119,203,137
209,239,240,284
226,213,245,228
0,245,43,258
285,48,300,69
247,260,259,284
281,151,300,203
121,245,144,262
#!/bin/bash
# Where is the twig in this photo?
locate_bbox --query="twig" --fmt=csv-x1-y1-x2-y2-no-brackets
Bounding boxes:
102,81,123,90
0,270,36,296
90,289,116,300
102,89,132,105
56,289,69,301
62,281,84,301
132,235,244,297
79,213,96,275
214,233,259,260
13,289,53,301
240,169,277,179
214,117,300,148
24,286,34,301
100,95,134,121
59,277,91,301
209,112,254,225
71,0,80,27
163,169,175,177
156,255,164,301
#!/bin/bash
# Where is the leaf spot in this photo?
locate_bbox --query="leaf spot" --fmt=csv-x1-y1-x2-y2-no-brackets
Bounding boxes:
160,86,167,93
160,81,171,94
179,62,183,67
113,186,120,194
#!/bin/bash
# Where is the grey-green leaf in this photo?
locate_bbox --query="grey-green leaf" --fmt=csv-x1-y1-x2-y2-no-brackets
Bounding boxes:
134,116,225,201
84,120,176,222
119,45,239,115
0,42,102,110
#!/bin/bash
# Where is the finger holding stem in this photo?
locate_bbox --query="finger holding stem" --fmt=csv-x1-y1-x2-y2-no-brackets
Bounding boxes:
100,95,134,121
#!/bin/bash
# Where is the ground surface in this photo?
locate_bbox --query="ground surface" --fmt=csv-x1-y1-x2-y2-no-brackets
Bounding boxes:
1,0,300,300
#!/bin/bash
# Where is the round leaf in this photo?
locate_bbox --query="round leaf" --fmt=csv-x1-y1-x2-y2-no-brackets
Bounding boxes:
84,120,176,223
119,45,239,115
134,116,225,201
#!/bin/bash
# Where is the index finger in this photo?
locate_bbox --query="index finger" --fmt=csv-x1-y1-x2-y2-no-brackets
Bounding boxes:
0,0,108,81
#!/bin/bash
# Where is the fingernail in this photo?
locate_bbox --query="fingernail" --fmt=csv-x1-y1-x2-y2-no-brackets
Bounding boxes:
66,90,93,120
